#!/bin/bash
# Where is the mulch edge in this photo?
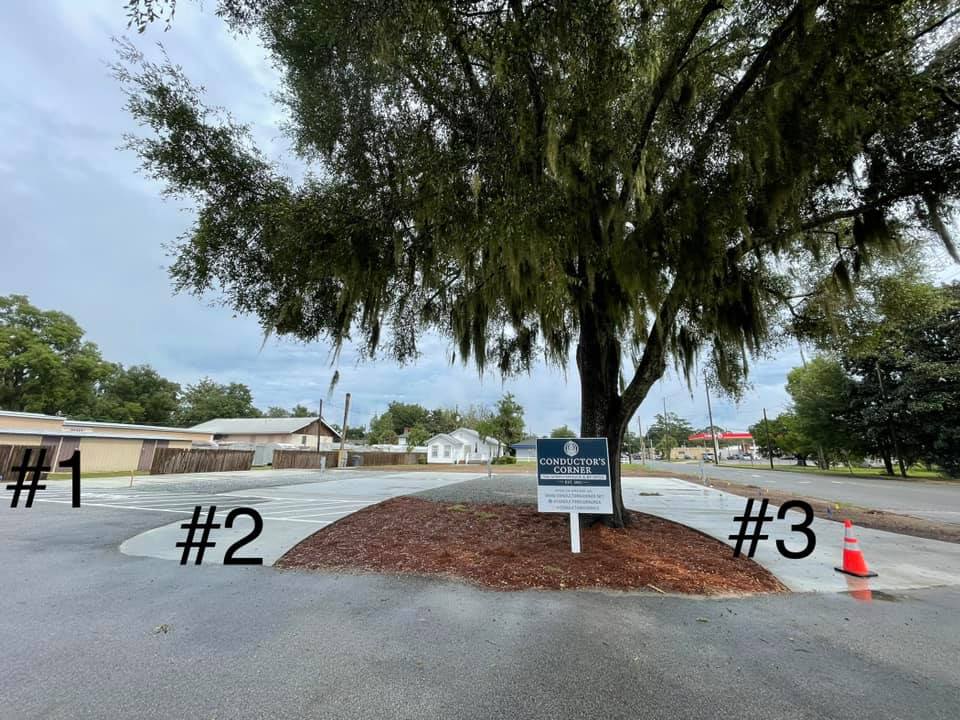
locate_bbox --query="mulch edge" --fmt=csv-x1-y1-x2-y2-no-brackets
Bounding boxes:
276,497,788,596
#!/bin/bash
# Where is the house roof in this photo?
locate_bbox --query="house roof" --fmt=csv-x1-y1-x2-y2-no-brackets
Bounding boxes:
189,417,341,439
0,409,63,421
511,436,539,449
64,419,203,435
426,428,502,446
0,427,196,442
425,432,466,446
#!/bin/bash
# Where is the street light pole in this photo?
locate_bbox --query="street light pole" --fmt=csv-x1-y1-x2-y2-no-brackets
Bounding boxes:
338,393,351,468
763,407,775,471
317,399,323,453
704,374,721,465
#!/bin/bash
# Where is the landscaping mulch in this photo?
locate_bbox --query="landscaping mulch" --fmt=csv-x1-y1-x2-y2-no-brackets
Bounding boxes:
277,496,787,595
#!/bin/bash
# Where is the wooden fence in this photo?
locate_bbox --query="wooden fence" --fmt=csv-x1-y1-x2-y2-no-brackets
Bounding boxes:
272,450,340,470
273,449,426,469
354,451,425,466
0,444,59,482
150,448,254,475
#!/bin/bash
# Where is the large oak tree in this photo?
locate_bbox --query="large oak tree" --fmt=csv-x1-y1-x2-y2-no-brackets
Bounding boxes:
119,0,960,525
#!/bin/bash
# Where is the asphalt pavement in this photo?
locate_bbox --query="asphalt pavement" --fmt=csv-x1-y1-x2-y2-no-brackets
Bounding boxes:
645,460,960,524
2,472,959,719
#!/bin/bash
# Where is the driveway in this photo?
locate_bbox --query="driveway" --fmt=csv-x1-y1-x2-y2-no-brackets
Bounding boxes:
644,460,960,524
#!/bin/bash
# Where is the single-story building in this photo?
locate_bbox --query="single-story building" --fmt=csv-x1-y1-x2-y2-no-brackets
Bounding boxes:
425,427,502,464
188,416,341,448
510,436,539,462
0,410,213,473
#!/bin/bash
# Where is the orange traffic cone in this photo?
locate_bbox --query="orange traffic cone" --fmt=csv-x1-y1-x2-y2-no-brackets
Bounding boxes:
835,519,878,578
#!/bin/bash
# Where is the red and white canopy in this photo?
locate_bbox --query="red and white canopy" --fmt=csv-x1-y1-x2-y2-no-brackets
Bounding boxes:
686,431,753,442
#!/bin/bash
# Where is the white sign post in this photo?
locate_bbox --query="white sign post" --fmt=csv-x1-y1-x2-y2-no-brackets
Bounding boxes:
536,438,613,553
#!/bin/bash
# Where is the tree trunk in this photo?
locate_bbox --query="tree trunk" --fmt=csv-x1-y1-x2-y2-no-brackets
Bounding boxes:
881,451,894,476
576,311,628,527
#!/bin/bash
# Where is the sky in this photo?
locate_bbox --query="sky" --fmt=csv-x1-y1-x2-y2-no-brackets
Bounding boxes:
1,2,953,437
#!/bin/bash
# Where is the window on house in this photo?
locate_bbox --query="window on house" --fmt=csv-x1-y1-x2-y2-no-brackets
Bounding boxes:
301,435,307,445
443,445,451,458
431,445,439,458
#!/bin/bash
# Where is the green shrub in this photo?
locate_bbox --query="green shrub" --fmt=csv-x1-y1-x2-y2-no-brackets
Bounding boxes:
492,455,517,465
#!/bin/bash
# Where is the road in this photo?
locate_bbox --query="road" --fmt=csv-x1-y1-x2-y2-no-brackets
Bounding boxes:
645,460,960,524
2,471,959,719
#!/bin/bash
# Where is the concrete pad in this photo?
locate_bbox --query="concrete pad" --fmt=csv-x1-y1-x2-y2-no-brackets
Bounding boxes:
624,476,960,593
120,512,321,566
120,470,478,566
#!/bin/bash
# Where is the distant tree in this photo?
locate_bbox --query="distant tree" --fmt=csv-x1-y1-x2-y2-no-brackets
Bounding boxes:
459,405,493,432
748,411,815,466
382,402,430,435
621,430,642,455
119,2,960,525
291,404,312,417
367,412,398,444
425,407,458,436
694,425,725,437
786,358,864,469
795,273,960,476
550,425,577,439
842,282,960,477
405,424,431,447
646,413,694,450
0,295,111,416
93,364,181,425
175,378,260,426
657,434,677,461
477,393,525,446
265,406,289,418
330,423,366,441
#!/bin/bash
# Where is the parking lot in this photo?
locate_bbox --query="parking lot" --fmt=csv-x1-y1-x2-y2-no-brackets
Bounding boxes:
3,468,960,719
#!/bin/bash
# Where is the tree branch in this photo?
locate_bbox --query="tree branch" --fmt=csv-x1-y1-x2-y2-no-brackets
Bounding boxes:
622,0,723,206
618,284,685,425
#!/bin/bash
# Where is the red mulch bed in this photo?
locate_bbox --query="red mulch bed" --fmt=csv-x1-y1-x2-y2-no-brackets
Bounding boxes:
277,497,787,595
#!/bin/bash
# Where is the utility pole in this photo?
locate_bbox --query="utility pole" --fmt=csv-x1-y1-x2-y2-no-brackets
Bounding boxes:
762,407,775,470
638,418,647,465
662,396,670,461
316,399,323,453
338,392,351,468
704,374,721,465
876,366,907,477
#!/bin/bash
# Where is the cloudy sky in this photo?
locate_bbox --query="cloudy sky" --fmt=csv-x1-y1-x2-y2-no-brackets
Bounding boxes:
3,2,952,436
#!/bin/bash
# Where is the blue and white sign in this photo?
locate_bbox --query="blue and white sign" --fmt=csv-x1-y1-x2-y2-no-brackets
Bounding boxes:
536,438,613,515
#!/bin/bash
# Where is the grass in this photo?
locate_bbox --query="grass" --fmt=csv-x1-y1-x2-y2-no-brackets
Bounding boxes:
722,463,950,481
45,469,151,481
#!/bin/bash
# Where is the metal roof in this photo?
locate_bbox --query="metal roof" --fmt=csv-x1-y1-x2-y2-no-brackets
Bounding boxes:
0,409,63,421
64,420,203,434
0,427,193,442
189,417,341,439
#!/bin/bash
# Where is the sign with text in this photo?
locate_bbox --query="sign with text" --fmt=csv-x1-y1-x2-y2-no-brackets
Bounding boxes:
536,438,613,515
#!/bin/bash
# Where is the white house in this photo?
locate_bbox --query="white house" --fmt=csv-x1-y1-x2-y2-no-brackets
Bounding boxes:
425,427,502,464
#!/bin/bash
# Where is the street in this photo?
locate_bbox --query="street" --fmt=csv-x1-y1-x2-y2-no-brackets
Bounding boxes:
645,460,960,524
2,471,959,719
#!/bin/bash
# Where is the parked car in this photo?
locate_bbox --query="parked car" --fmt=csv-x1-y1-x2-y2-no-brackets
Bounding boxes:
741,453,753,461
702,452,715,463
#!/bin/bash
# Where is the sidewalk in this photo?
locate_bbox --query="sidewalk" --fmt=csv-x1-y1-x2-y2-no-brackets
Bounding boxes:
623,477,960,593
